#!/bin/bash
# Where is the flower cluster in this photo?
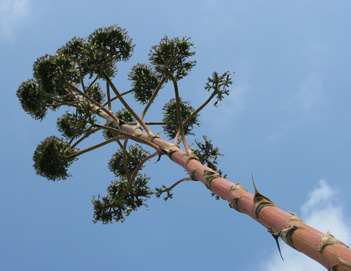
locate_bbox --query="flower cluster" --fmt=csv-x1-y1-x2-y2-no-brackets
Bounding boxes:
162,98,199,139
92,175,152,223
149,36,196,81
93,144,152,223
16,80,48,120
205,71,233,106
108,144,148,177
33,136,78,181
128,64,161,104
192,136,226,200
17,25,134,121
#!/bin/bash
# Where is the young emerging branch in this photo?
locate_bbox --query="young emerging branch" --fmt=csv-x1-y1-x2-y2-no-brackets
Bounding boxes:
122,139,132,181
169,73,192,154
106,80,112,111
155,177,192,200
102,86,140,107
66,135,124,159
94,123,161,152
140,77,166,120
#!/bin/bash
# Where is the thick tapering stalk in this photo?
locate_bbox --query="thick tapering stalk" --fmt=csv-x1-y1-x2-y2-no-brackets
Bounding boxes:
71,83,351,270
113,121,351,270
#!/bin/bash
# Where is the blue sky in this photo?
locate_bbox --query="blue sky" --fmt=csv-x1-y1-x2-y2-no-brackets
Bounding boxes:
1,0,351,270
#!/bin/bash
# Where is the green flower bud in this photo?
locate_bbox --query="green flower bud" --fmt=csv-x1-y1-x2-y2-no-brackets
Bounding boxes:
86,83,105,104
33,54,78,96
16,79,48,120
86,25,134,78
205,71,233,106
33,136,78,181
162,98,199,139
108,144,148,177
149,36,196,81
57,112,89,138
92,174,152,224
129,64,160,104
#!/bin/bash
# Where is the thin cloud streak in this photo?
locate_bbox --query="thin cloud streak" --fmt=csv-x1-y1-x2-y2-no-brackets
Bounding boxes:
0,0,30,39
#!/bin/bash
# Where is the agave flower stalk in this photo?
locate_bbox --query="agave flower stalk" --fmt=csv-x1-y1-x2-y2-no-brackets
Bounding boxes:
16,25,351,270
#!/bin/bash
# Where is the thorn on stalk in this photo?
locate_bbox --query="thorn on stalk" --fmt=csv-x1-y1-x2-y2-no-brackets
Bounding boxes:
269,229,284,261
251,174,277,219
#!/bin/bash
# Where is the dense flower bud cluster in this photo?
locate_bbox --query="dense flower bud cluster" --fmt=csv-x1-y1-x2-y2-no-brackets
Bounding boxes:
149,36,196,81
57,112,93,139
17,25,231,224
162,98,199,139
128,64,160,104
93,144,151,223
85,83,105,104
16,80,48,120
92,175,152,223
108,144,148,177
33,136,78,181
33,54,78,96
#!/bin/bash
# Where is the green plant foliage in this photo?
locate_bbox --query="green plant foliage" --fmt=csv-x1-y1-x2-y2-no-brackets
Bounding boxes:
92,174,152,223
85,83,105,104
116,109,135,123
149,36,196,81
33,54,79,96
18,25,234,222
86,25,134,78
57,112,92,138
16,79,49,120
155,185,173,201
193,136,223,171
57,37,89,77
162,98,199,139
33,136,78,181
192,136,226,200
58,37,86,62
128,64,160,104
205,71,233,106
108,144,148,177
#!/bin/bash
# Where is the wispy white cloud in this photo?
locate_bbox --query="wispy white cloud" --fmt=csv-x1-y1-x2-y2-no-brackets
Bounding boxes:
294,74,324,114
292,43,327,116
0,0,30,39
257,179,351,271
266,73,325,142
